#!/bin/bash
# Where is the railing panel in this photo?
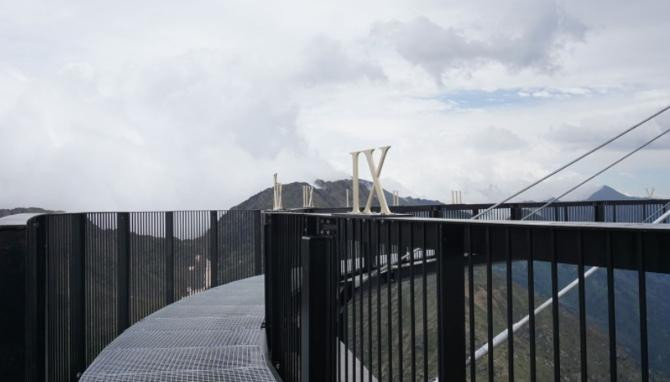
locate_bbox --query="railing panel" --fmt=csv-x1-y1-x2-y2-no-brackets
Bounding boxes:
23,209,263,382
84,213,119,365
264,210,670,382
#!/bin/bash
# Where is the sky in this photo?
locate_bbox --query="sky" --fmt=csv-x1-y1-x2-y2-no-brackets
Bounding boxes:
1,0,669,211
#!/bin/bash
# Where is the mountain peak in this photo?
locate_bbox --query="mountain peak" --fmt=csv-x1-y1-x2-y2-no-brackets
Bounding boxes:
587,185,637,201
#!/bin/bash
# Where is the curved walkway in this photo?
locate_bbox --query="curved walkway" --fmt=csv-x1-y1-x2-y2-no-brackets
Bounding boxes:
81,276,277,381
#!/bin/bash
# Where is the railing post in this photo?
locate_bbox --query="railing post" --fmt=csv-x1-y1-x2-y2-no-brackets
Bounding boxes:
70,214,87,379
510,204,522,220
29,217,47,381
210,211,218,288
117,212,130,332
263,213,273,353
595,202,605,222
437,222,466,381
254,210,262,275
165,212,174,304
301,226,336,382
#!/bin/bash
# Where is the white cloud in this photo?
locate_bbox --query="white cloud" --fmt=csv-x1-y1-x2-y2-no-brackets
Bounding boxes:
1,0,669,211
370,1,586,83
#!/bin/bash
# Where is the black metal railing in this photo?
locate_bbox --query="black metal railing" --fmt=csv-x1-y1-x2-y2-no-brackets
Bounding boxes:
24,210,263,382
303,198,670,222
264,200,670,382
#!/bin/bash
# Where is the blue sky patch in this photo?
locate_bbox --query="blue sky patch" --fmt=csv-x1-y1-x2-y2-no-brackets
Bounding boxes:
434,88,590,109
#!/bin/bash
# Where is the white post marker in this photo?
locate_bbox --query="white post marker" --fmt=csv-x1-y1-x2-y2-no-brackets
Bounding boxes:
351,152,361,213
451,190,463,204
273,173,283,210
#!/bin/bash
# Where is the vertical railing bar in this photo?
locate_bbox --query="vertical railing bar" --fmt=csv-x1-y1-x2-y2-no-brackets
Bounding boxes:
255,210,262,276
352,219,358,382
422,222,428,382
577,231,587,382
289,215,294,380
468,225,476,381
637,232,649,382
69,213,86,379
437,221,466,382
165,212,174,305
33,215,45,381
338,219,344,382
117,212,130,335
376,220,382,381
286,215,291,380
551,229,560,381
297,215,302,381
367,220,373,382
48,217,53,380
359,219,364,382
296,216,301,381
344,219,349,382
527,229,536,382
486,226,494,382
210,211,218,288
387,220,393,382
397,221,404,382
275,215,282,374
279,215,286,372
410,222,416,382
505,227,514,382
606,231,617,382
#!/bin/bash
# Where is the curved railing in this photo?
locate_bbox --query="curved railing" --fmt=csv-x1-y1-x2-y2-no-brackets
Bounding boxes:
304,199,670,221
265,199,670,382
8,199,669,381
23,210,263,382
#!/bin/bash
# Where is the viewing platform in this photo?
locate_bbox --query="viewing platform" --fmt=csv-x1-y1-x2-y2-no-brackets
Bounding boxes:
80,276,277,381
3,200,668,381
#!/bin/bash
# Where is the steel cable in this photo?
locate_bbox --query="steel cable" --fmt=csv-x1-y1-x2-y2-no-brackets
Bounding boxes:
472,105,670,220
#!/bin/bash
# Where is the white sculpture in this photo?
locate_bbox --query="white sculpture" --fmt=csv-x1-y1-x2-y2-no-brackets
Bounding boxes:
451,190,463,204
302,185,314,208
350,146,391,214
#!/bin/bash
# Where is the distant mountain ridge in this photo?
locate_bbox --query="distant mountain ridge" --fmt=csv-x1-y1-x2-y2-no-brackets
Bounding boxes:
0,207,62,219
587,185,640,201
232,178,442,210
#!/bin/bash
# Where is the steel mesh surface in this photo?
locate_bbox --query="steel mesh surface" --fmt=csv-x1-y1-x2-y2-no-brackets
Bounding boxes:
80,276,276,382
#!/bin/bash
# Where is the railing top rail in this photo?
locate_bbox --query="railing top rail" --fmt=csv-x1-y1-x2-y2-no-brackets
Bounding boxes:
295,198,670,213
263,210,670,231
23,209,263,225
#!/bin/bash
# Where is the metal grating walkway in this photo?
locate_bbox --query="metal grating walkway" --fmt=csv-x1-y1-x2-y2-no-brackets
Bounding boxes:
81,276,277,382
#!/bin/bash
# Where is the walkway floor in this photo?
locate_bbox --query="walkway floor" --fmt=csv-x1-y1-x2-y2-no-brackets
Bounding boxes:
81,276,277,381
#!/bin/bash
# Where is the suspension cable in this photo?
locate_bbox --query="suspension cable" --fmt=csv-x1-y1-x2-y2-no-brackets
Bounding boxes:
653,207,670,224
471,105,670,220
522,126,670,220
643,200,670,223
